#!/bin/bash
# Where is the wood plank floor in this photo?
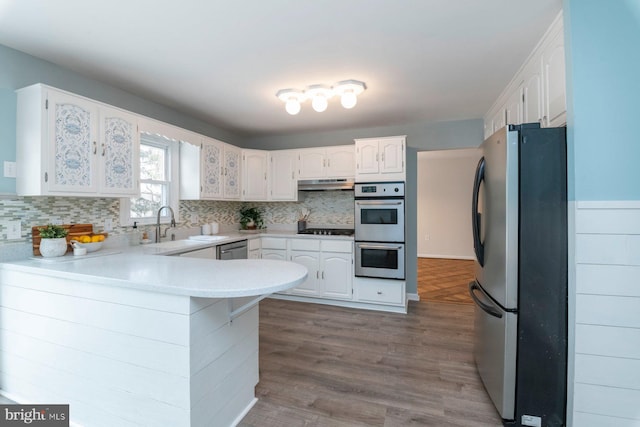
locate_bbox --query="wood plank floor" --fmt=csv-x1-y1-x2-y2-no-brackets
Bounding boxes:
239,296,501,426
417,257,475,305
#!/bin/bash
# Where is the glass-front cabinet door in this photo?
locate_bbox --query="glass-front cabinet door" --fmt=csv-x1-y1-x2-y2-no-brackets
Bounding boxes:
99,107,139,196
46,91,99,194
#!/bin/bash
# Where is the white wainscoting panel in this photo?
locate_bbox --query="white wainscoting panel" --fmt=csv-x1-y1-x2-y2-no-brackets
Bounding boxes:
0,270,260,427
572,201,640,426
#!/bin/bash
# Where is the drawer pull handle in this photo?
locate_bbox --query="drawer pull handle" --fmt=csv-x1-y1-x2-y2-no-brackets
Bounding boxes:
377,291,382,295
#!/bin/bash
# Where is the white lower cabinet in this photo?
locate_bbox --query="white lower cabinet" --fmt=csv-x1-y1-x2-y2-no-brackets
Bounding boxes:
257,235,405,312
260,237,287,261
288,238,353,300
289,249,321,296
354,277,405,306
248,238,261,259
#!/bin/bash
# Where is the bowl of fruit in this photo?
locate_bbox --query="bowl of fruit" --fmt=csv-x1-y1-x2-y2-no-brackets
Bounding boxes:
72,234,106,252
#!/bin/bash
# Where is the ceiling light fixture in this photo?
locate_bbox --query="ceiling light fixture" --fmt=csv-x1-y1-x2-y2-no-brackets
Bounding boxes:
333,80,367,109
276,89,305,115
306,84,333,113
276,80,366,115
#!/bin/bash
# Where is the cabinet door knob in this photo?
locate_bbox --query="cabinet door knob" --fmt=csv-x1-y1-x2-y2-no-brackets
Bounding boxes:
377,291,382,295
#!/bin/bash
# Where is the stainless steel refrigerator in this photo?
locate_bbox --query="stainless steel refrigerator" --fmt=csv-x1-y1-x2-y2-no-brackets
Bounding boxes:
469,123,567,427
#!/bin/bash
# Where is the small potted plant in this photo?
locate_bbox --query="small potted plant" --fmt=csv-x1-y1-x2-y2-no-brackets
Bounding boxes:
38,224,69,257
239,207,264,230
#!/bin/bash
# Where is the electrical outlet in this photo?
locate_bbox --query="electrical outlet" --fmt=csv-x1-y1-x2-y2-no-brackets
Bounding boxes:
50,218,63,225
5,220,21,240
190,214,199,223
104,218,113,232
425,233,430,241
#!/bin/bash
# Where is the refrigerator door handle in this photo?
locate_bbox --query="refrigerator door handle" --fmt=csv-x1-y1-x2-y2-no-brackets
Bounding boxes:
468,281,503,319
472,157,486,266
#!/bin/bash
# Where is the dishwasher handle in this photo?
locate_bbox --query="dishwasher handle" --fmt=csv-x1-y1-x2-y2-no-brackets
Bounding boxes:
216,240,248,260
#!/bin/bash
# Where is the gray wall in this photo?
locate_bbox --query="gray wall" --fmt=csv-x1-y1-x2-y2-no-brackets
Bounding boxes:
244,118,484,152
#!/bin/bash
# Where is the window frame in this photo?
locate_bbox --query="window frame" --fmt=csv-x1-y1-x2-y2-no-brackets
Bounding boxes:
119,119,181,227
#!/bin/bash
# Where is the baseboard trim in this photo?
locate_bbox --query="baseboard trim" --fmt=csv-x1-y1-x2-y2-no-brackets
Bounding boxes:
407,293,420,302
231,397,258,427
417,254,475,260
269,293,407,314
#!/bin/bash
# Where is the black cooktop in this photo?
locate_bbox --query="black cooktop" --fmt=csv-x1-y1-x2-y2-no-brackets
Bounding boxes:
298,228,354,236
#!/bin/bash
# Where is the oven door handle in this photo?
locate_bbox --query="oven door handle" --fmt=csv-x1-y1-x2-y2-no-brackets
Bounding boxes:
357,244,403,250
355,201,403,206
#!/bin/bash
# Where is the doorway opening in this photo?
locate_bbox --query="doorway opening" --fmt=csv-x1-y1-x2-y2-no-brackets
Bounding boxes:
416,148,481,304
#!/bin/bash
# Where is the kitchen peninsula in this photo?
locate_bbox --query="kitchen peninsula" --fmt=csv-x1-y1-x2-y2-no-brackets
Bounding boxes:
0,249,307,426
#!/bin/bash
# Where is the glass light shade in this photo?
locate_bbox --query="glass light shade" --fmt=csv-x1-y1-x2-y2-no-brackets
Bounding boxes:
285,98,301,115
341,91,358,109
312,94,328,112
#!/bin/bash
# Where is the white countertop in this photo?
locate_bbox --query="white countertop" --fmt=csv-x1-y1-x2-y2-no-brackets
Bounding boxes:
1,247,306,300
141,229,353,255
0,230,356,298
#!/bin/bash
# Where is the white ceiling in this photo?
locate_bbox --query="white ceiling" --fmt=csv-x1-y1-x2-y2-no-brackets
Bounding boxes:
0,0,561,137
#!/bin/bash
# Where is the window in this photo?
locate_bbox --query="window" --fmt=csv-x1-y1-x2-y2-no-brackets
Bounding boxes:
120,132,179,226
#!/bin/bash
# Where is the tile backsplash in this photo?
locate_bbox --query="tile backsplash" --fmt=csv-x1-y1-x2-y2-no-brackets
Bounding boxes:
0,191,354,261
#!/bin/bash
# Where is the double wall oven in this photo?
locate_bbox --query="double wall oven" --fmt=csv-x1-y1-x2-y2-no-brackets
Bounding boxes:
354,182,405,280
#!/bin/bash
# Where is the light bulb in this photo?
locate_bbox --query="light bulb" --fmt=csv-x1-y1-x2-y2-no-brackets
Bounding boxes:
312,94,328,112
285,98,301,115
341,91,358,109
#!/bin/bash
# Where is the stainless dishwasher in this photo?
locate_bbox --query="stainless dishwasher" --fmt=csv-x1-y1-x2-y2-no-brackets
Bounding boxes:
216,240,248,260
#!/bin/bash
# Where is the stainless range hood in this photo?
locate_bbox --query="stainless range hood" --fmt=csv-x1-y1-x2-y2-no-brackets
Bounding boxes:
297,178,355,191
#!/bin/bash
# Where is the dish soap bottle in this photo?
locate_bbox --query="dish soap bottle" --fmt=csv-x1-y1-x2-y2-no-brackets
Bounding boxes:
130,221,141,246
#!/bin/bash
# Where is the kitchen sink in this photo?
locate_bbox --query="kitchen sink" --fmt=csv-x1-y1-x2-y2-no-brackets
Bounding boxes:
144,239,205,250
187,235,229,242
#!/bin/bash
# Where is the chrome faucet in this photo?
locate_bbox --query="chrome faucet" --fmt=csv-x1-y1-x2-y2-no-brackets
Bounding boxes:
155,205,176,243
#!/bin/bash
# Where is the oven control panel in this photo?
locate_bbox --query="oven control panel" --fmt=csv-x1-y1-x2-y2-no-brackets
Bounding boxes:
354,182,404,198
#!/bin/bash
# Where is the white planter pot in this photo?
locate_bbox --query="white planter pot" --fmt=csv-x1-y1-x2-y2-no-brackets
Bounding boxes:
40,237,68,258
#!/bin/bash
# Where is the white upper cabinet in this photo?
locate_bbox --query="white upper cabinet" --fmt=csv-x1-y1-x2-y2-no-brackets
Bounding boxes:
355,136,406,182
297,148,325,179
326,146,355,178
542,25,567,127
46,90,98,194
269,150,297,201
222,143,241,200
505,84,523,126
242,149,268,201
201,138,224,198
16,84,139,197
297,145,354,179
484,12,566,134
99,106,139,196
522,58,543,125
180,136,224,200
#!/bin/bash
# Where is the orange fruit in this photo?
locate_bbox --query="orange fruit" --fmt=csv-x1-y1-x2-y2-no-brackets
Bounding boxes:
91,235,101,243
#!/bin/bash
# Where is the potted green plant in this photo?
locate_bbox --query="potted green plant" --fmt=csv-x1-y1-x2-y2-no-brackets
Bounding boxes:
38,224,69,257
239,207,264,230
